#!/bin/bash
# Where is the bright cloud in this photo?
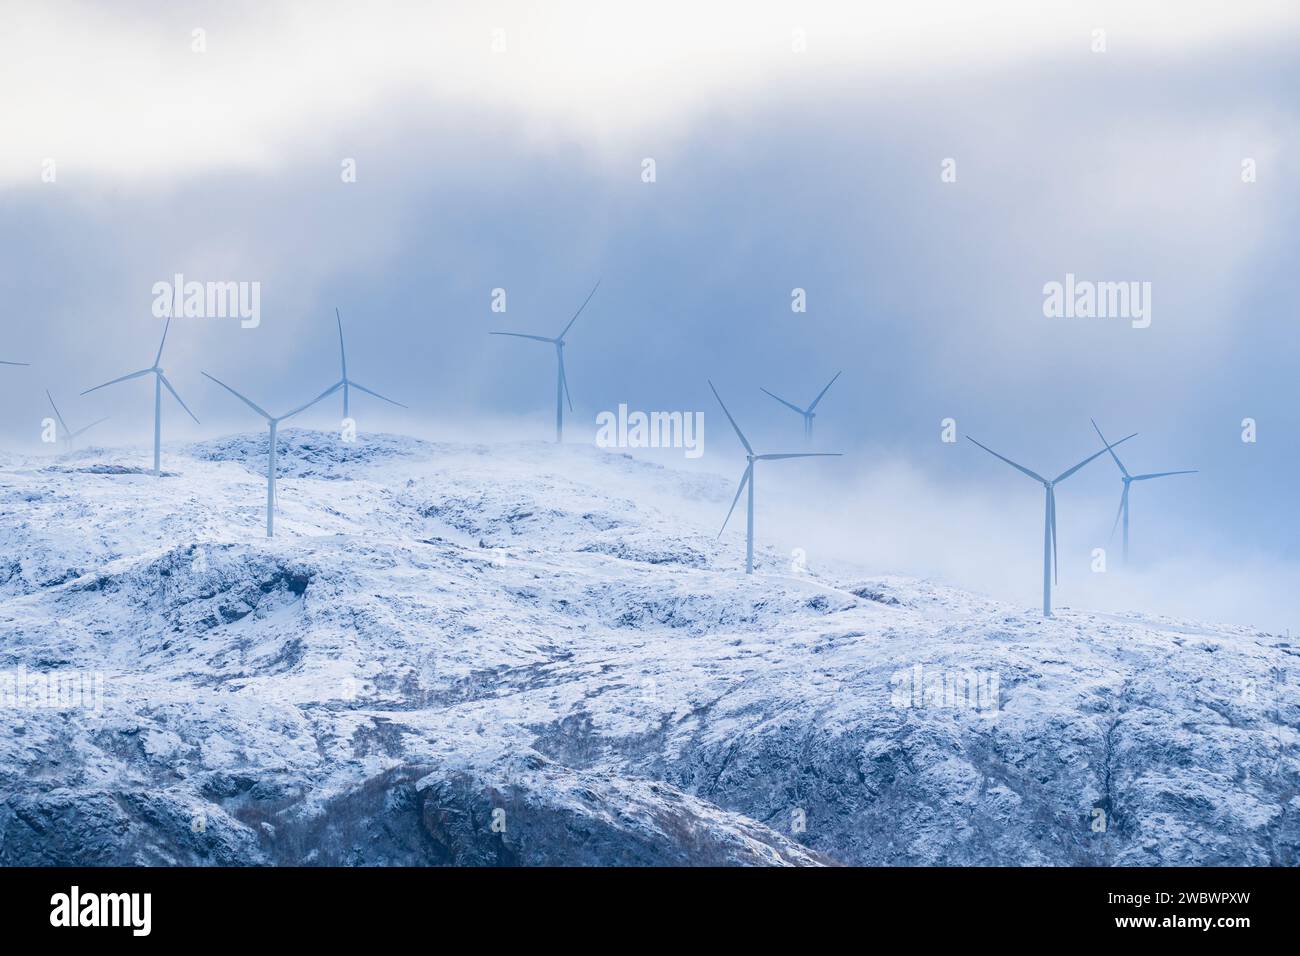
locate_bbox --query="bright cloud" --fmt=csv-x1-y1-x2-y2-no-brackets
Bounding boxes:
4,0,1299,188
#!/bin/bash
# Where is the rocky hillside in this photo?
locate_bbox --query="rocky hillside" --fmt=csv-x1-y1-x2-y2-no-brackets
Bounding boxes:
0,433,1294,865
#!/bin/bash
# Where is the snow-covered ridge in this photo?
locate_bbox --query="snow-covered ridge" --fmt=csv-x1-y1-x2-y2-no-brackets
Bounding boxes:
0,432,1295,865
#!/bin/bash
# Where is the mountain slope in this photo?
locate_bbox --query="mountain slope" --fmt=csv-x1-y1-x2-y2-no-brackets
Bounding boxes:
0,433,1295,865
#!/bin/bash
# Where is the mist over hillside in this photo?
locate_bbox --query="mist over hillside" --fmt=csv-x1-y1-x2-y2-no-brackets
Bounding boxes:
1,433,1294,865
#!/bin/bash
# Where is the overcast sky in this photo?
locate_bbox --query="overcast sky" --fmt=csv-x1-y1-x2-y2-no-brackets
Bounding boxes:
2,1,1297,629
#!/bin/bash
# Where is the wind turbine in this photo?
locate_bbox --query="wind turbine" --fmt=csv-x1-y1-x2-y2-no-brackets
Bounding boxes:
1091,419,1196,563
490,281,600,443
759,371,842,439
81,318,199,476
329,308,407,421
1,360,29,367
968,430,1135,617
710,381,841,574
46,390,108,449
202,372,340,537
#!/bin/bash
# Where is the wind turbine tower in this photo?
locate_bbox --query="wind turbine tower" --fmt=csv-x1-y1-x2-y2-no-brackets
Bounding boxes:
202,372,340,537
968,430,1134,617
490,281,600,443
711,381,841,574
329,308,407,421
1091,419,1197,563
759,371,842,439
81,318,199,475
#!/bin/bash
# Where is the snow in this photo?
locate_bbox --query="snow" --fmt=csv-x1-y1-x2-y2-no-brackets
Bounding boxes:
0,430,1295,865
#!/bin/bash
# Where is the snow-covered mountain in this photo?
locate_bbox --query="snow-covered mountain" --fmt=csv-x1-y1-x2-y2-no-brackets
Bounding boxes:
0,433,1295,865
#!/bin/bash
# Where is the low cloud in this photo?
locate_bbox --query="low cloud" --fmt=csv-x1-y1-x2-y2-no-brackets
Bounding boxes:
4,0,1298,188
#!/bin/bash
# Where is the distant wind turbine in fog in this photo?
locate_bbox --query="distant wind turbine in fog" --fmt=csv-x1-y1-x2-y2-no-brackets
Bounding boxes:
329,308,407,421
490,281,600,443
711,381,841,574
46,390,108,449
1091,418,1196,563
81,318,199,476
202,372,340,537
760,371,841,439
968,430,1135,618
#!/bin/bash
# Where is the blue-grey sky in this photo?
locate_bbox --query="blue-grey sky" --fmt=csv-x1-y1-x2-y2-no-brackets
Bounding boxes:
2,1,1297,628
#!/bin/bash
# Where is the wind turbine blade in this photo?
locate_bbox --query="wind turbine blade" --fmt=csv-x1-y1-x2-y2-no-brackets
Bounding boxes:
806,370,842,412
557,279,600,341
349,380,408,409
279,381,343,422
45,391,69,434
0,360,29,366
557,354,573,413
1050,487,1059,586
966,437,1046,483
758,387,807,416
708,381,753,455
1090,418,1130,477
158,373,200,424
1108,487,1126,542
153,317,171,368
719,464,752,537
755,453,843,460
490,331,555,344
1054,432,1137,483
1131,469,1197,481
335,308,348,378
81,368,152,395
201,371,272,420
70,416,110,439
